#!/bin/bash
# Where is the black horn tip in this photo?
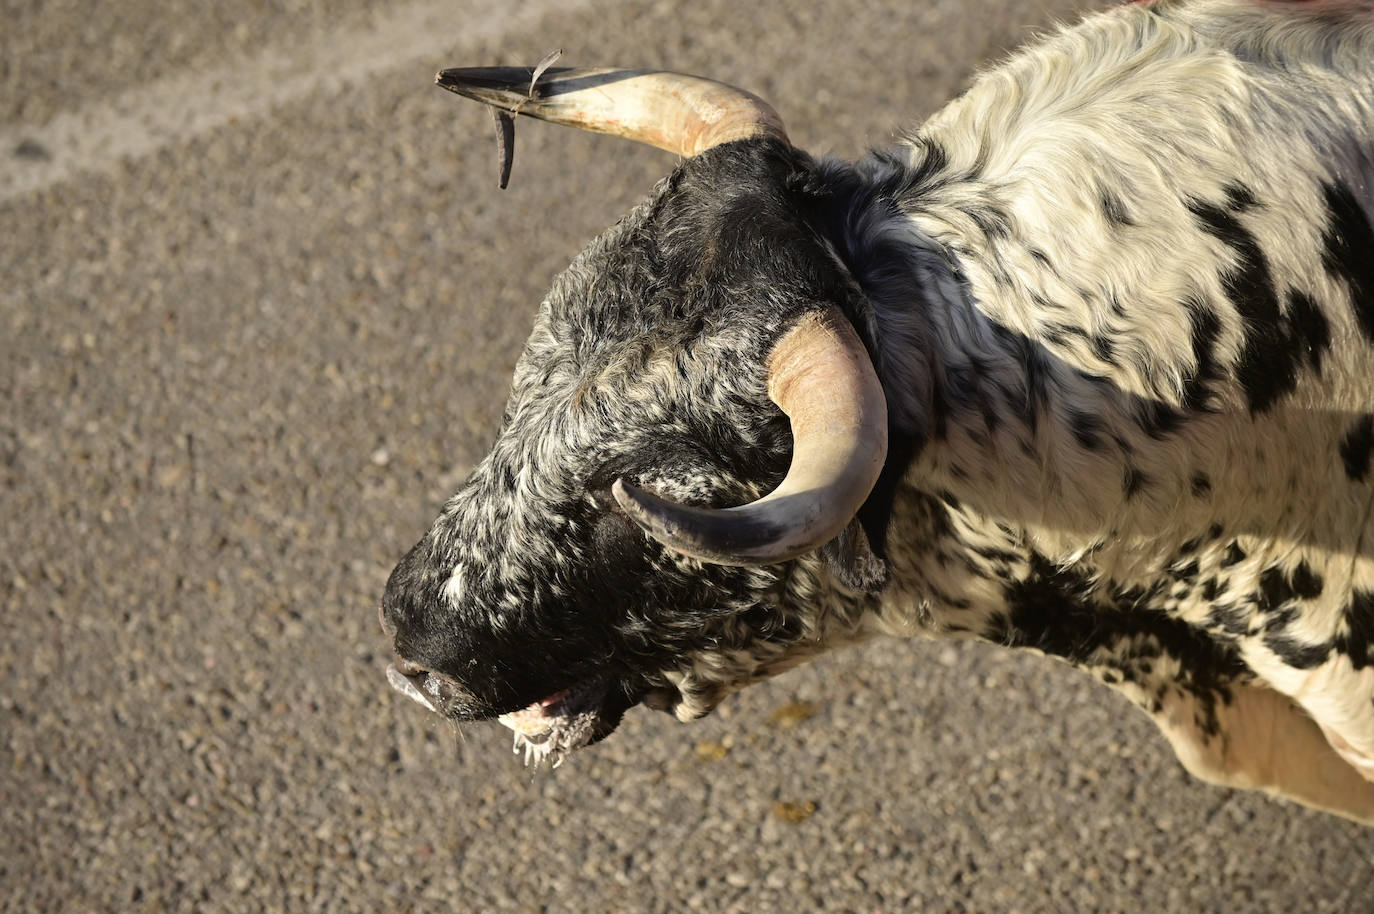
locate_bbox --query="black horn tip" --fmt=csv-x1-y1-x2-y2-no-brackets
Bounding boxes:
435,67,522,101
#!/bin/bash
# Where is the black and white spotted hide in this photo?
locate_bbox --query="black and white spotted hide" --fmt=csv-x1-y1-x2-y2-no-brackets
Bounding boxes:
381,0,1374,821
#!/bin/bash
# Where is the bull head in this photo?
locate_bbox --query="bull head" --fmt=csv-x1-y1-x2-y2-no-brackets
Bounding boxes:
381,63,891,765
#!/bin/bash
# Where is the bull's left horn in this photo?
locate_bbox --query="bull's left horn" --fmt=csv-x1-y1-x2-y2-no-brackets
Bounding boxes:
436,66,788,157
613,309,888,566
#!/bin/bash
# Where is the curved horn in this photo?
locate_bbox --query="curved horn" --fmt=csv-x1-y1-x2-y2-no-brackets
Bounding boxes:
436,66,788,157
613,309,888,566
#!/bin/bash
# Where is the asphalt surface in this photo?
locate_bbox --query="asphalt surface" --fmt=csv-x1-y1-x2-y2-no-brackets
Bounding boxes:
3,1,1372,911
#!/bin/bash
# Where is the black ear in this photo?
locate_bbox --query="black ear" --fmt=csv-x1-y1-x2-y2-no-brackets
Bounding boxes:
820,518,889,594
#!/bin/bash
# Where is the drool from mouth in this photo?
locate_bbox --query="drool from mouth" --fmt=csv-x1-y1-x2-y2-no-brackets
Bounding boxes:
496,680,612,768
385,664,633,768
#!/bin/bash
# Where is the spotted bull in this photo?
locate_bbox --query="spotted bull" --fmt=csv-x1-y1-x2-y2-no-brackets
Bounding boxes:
380,0,1374,822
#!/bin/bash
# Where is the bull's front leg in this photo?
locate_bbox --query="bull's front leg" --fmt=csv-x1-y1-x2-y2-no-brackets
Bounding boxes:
912,538,1374,823
1149,679,1374,826
1015,604,1374,824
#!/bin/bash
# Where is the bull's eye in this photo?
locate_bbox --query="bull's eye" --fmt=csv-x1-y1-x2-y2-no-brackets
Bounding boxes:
592,507,650,563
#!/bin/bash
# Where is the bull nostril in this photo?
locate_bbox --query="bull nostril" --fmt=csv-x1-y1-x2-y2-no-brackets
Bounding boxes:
386,662,439,714
385,655,482,719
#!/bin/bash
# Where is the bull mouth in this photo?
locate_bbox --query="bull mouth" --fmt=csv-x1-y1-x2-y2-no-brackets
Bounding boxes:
385,664,642,767
497,678,623,767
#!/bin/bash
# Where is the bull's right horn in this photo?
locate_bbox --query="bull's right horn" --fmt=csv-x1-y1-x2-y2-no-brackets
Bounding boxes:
613,308,889,566
435,66,789,157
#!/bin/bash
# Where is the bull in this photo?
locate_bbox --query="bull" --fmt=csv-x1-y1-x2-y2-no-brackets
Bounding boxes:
380,0,1374,823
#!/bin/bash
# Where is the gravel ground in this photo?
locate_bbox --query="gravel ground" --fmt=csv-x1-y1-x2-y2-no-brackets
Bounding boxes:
3,1,1371,911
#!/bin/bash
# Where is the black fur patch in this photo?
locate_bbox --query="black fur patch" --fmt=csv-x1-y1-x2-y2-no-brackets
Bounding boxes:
1101,188,1134,227
1181,298,1223,411
1171,560,1199,584
1070,409,1104,451
1339,591,1374,670
1138,400,1185,438
1321,181,1374,343
968,203,1012,240
1191,472,1212,498
1339,415,1374,483
1205,600,1249,639
1285,290,1330,375
992,553,1247,735
1225,184,1259,211
1260,589,1374,671
1124,466,1149,499
1187,189,1330,415
1025,344,1053,434
1290,561,1324,600
1257,566,1298,614
1261,630,1333,670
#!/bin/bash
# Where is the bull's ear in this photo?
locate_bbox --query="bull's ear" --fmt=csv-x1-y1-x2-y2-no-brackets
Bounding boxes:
819,518,888,595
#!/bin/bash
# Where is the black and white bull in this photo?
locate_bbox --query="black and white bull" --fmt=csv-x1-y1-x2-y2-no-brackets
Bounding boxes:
379,0,1374,823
